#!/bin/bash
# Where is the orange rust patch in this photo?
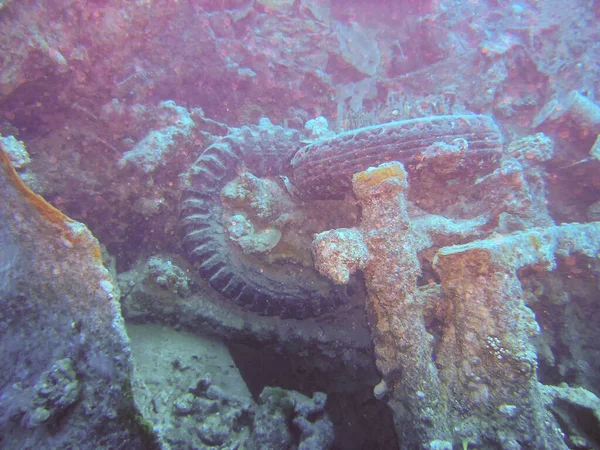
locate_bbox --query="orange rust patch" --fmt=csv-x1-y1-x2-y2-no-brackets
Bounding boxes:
91,243,102,261
354,164,405,187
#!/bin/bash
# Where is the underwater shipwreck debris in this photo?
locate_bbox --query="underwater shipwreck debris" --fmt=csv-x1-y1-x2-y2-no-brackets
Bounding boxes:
533,90,600,135
179,119,332,319
0,144,158,448
313,162,448,446
312,159,600,448
291,114,502,199
432,223,600,449
179,115,503,319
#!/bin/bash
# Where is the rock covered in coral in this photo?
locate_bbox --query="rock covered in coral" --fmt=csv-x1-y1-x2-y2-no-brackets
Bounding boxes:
128,324,335,450
312,228,369,285
0,142,158,448
221,171,295,223
24,358,81,428
224,213,282,254
250,387,333,450
0,134,30,168
147,255,190,297
118,101,196,174
127,324,254,450
420,138,469,176
220,171,297,255
304,116,333,139
507,133,555,163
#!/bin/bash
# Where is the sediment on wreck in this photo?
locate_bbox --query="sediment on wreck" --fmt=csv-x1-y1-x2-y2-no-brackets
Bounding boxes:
0,144,159,449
